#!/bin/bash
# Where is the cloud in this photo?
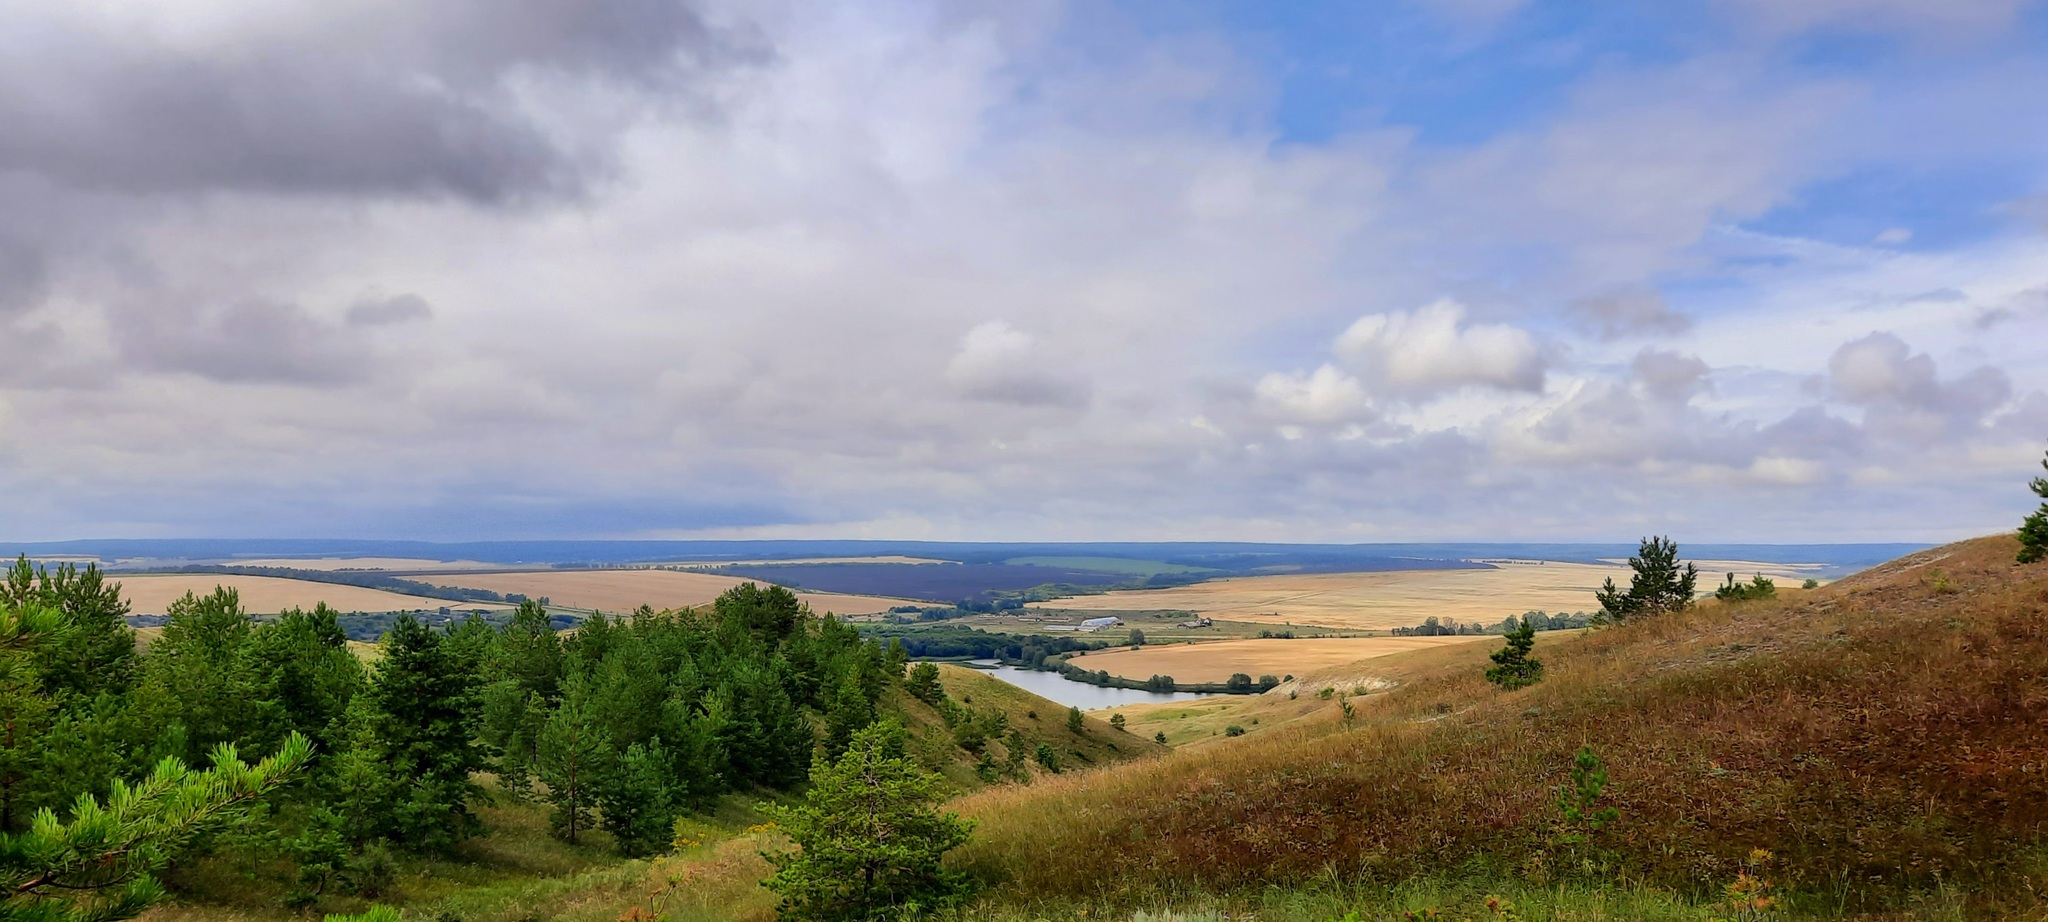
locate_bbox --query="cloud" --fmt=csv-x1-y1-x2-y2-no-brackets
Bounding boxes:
1334,300,1547,396
1716,0,2029,38
1254,365,1374,425
1826,331,2012,439
944,321,1088,408
0,0,747,203
116,300,369,386
1568,288,1693,341
347,293,435,327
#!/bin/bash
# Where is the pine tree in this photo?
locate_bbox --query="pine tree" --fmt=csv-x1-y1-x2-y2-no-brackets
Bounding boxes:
0,607,310,922
763,722,974,922
822,672,878,761
536,677,610,844
1594,536,1698,624
1065,706,1084,734
1109,713,1126,732
134,588,267,763
1484,617,1543,689
365,614,482,852
596,740,675,857
2019,448,2048,564
903,662,943,705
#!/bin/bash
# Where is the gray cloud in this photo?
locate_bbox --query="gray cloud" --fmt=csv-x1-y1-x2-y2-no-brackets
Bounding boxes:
116,299,368,386
0,1,744,203
1826,331,2012,440
1569,288,1694,341
348,293,434,327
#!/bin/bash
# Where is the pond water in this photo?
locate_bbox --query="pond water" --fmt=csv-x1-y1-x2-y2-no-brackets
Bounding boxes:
965,660,1214,709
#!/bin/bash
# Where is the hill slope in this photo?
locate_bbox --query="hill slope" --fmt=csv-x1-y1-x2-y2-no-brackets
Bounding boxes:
952,535,2048,915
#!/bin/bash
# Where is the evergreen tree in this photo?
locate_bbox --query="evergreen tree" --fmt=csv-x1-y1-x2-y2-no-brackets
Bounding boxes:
536,677,610,844
1065,706,1084,734
1109,713,1126,732
491,601,565,704
365,614,481,852
1593,536,1698,624
763,722,974,922
596,740,675,857
134,588,267,763
1484,617,1543,689
249,605,365,756
1,557,136,700
0,733,310,922
2020,447,2048,564
714,583,805,647
903,662,943,705
822,672,878,761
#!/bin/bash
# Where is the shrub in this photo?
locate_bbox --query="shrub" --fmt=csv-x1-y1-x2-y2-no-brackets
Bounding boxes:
1223,725,1245,737
1802,578,1820,590
1714,572,1776,602
1065,707,1084,733
1153,731,1167,745
1109,713,1126,732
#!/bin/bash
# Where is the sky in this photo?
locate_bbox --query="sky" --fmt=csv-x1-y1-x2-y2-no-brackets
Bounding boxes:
2,0,2046,544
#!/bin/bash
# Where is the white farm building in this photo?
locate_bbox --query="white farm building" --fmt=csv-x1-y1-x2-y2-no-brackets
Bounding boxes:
1079,616,1124,632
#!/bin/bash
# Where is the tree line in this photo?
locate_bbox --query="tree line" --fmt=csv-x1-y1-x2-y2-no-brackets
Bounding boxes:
0,560,906,913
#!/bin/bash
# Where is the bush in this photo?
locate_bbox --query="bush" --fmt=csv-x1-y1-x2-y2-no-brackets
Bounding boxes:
1714,572,1776,602
1223,725,1245,737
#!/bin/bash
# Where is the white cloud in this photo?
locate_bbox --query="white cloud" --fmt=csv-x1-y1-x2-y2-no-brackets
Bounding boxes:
944,320,1088,408
1254,364,1373,424
1334,299,1547,396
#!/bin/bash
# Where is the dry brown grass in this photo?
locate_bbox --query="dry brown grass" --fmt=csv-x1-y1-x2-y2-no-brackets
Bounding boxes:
114,574,499,616
1063,635,1494,684
956,535,2048,914
424,569,912,616
1031,561,1625,629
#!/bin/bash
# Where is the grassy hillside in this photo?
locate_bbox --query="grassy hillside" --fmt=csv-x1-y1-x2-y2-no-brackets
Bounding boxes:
950,535,2048,917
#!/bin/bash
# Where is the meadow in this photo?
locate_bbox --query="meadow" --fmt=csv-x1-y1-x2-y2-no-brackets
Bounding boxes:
1061,635,1495,685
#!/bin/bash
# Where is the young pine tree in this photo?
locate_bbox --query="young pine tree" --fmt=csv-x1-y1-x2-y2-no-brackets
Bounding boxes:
2019,447,2048,564
903,661,943,705
764,722,974,922
1484,617,1543,690
1593,536,1698,624
536,677,611,844
596,739,675,857
1065,706,1084,734
366,614,482,852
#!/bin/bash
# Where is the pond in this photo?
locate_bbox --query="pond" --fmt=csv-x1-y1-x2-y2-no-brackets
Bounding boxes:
965,660,1214,709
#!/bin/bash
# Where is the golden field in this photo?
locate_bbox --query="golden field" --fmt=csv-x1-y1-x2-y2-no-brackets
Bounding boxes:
115,574,500,615
1031,559,1625,629
1062,634,1495,684
424,568,911,616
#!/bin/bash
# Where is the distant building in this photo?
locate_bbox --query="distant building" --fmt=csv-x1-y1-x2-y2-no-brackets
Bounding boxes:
1176,617,1213,629
1079,616,1123,632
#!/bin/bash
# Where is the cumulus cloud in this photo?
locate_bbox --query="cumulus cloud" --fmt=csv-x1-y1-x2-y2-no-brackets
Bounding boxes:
944,321,1088,408
1254,365,1374,425
1334,300,1547,396
1825,332,2012,440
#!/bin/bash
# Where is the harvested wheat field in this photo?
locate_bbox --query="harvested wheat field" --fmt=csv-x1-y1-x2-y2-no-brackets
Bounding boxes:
227,557,514,571
425,569,912,616
1032,560,1626,629
115,574,496,616
1063,634,1495,685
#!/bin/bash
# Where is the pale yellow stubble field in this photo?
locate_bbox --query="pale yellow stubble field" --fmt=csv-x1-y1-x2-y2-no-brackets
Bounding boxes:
116,574,504,615
425,568,913,616
1062,634,1496,685
1029,560,1625,630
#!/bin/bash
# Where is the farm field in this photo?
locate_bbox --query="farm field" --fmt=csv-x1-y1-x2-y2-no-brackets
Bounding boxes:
710,561,1134,602
424,568,911,615
1032,560,1629,629
224,556,514,571
1062,635,1495,685
114,574,500,616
